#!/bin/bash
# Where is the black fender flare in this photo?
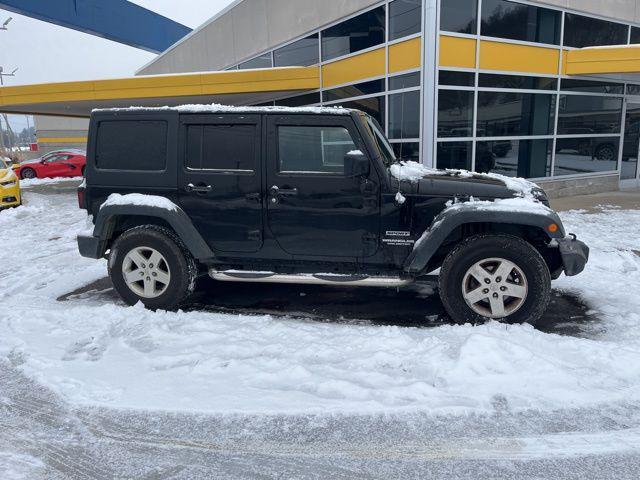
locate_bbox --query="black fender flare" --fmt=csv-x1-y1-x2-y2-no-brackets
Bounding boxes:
86,202,214,261
403,204,566,274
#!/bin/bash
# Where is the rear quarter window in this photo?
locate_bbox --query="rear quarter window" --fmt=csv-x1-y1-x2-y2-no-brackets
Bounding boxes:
95,120,168,171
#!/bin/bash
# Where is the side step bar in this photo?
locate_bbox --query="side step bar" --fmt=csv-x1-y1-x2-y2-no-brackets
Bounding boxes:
208,270,413,288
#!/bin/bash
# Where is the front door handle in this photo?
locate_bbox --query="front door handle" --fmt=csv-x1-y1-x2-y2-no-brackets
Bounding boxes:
186,183,213,194
270,185,298,196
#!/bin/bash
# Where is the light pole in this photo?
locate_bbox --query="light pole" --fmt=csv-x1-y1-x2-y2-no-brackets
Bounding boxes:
0,67,19,152
0,17,15,153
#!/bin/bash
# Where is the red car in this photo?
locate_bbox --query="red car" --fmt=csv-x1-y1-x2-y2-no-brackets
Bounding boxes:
16,150,87,179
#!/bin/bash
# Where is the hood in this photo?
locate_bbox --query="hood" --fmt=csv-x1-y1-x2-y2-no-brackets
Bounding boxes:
390,162,545,202
0,168,17,183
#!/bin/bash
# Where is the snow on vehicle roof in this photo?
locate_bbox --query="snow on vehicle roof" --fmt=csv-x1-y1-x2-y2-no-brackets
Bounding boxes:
94,103,354,116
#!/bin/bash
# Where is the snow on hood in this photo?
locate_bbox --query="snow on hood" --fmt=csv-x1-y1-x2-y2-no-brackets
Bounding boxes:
102,193,178,211
0,169,16,182
390,161,540,198
95,103,353,116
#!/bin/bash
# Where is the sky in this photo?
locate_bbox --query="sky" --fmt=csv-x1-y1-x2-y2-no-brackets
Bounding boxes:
0,0,234,133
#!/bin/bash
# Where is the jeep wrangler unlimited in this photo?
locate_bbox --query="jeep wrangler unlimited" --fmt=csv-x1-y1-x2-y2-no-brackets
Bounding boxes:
77,105,589,325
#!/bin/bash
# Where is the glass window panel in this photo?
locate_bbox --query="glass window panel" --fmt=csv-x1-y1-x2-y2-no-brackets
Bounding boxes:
440,0,478,34
479,73,557,90
437,142,473,170
321,7,385,61
274,34,319,67
628,84,640,96
186,124,256,171
392,142,420,162
561,79,624,95
275,92,321,107
438,90,475,138
481,0,561,45
389,90,421,139
323,79,384,102
557,95,623,135
277,126,356,174
389,0,421,40
554,137,621,176
622,103,640,180
238,52,272,69
632,27,640,44
477,92,555,137
476,139,551,177
389,72,421,90
439,70,475,87
564,14,628,48
338,96,386,128
96,121,167,171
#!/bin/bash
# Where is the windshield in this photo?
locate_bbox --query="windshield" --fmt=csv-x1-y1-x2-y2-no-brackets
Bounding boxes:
365,116,396,168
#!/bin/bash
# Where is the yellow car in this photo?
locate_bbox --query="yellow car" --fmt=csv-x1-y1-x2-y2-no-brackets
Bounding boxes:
0,157,21,210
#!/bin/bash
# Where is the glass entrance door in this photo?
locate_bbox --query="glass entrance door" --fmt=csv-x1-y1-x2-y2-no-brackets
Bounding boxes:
622,102,640,181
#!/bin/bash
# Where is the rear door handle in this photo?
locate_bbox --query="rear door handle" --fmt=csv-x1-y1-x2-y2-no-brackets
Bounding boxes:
186,183,212,194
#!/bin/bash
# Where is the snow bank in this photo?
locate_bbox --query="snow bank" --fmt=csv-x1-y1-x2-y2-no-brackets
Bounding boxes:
19,176,83,188
101,193,178,211
96,103,351,116
1,191,640,417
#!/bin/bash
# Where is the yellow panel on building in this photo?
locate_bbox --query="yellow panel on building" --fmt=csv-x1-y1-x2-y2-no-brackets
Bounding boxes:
388,37,421,73
480,40,560,75
566,45,640,75
439,35,477,69
322,48,386,87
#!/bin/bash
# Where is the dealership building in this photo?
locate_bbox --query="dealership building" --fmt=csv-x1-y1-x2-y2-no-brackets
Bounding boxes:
14,0,640,194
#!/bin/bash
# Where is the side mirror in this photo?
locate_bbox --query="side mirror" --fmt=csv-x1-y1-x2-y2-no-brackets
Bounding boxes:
344,152,370,178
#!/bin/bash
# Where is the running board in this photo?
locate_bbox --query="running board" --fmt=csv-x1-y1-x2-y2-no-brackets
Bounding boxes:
208,270,413,288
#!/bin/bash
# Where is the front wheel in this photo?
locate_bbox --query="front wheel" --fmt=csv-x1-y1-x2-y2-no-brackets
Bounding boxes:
439,234,551,326
21,168,36,179
108,226,197,310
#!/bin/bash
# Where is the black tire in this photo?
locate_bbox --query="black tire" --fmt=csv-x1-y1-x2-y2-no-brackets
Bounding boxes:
438,234,551,326
108,225,198,310
594,143,617,162
21,168,36,179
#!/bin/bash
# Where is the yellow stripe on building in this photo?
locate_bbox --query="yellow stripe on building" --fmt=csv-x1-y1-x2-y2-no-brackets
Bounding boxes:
479,40,560,75
38,137,88,144
322,48,386,88
439,35,477,69
389,37,422,73
566,45,640,75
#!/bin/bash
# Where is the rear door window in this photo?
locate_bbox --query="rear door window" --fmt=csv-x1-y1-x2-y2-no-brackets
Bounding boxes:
185,124,256,172
95,120,168,171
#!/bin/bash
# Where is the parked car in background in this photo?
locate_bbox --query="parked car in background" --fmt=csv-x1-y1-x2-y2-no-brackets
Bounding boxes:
0,157,21,210
16,149,87,179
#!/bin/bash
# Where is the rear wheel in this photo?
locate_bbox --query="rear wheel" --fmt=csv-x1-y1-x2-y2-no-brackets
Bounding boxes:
108,226,197,310
21,168,36,179
439,234,551,326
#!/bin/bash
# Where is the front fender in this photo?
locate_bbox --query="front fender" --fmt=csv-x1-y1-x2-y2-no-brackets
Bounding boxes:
403,201,565,274
78,200,214,261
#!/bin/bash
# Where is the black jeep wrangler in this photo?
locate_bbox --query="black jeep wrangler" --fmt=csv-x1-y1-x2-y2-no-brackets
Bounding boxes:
77,105,588,325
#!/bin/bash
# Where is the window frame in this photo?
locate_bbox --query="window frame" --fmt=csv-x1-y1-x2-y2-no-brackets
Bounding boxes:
269,115,366,178
180,114,261,175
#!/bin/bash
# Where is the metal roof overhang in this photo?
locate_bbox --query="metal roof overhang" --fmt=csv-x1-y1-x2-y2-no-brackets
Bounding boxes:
566,45,640,82
0,67,319,118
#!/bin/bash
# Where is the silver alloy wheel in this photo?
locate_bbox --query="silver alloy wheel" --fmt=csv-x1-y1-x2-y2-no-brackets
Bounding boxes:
461,257,528,319
122,246,171,299
22,168,35,179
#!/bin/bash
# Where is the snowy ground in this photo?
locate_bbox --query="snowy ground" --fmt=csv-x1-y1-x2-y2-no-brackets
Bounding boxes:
1,181,640,478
